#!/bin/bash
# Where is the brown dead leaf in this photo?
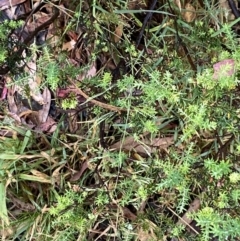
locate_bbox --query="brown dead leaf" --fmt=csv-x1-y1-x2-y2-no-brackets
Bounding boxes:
70,161,88,182
57,86,88,101
175,0,182,11
7,92,18,114
38,88,51,123
177,197,201,227
128,0,147,10
22,0,31,13
114,24,123,43
110,134,174,155
0,84,8,100
57,88,71,98
25,59,45,104
12,53,44,106
0,227,13,241
30,169,51,183
151,136,174,147
68,111,79,133
19,109,40,126
62,39,76,51
182,3,196,22
27,12,50,32
0,0,26,10
37,116,56,132
122,206,137,221
67,31,78,41
48,123,57,133
7,112,21,123
52,164,65,185
110,135,150,154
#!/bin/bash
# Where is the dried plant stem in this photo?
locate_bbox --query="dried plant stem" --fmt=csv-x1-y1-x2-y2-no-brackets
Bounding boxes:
68,79,126,113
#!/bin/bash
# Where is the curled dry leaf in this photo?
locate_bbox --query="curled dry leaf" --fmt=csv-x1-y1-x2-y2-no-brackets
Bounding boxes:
151,136,174,147
114,24,123,43
56,86,87,104
70,161,89,182
38,87,51,123
37,116,57,133
7,112,21,124
29,169,51,183
48,123,57,133
25,59,45,104
27,12,50,32
67,31,79,41
7,92,18,114
67,112,77,133
182,3,196,22
175,0,182,11
19,108,41,125
62,39,76,51
0,84,8,100
52,164,65,185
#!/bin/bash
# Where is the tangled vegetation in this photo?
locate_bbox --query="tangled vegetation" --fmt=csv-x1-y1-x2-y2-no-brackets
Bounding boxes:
1,0,240,240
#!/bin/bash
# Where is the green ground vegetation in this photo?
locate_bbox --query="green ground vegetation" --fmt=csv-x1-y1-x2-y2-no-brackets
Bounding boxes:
1,0,240,240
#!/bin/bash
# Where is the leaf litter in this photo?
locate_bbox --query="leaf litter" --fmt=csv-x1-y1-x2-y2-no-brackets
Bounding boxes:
0,0,239,241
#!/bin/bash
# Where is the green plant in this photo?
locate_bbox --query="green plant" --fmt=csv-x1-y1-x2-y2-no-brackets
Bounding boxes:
2,1,240,241
37,47,61,91
47,3,240,239
191,207,240,241
61,93,78,110
0,18,24,65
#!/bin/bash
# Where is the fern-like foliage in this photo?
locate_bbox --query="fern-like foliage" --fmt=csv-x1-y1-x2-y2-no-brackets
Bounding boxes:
46,62,60,90
38,47,60,90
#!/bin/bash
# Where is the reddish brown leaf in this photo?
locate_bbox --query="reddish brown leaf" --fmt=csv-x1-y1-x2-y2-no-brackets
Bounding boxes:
37,116,56,132
110,134,174,155
70,161,88,182
0,85,8,100
0,0,26,10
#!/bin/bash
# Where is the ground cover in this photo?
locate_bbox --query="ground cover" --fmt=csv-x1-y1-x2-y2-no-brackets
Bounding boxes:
0,0,240,240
